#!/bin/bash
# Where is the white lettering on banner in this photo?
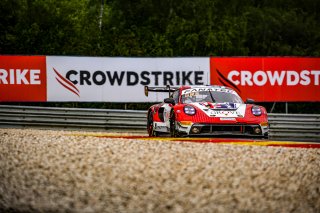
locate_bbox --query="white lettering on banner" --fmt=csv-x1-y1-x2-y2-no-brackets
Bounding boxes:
300,70,311,85
312,70,320,85
267,71,286,85
253,71,267,86
228,70,320,86
65,70,204,86
242,71,252,86
0,69,41,85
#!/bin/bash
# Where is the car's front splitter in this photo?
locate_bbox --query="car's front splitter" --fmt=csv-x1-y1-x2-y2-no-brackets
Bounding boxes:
178,122,268,137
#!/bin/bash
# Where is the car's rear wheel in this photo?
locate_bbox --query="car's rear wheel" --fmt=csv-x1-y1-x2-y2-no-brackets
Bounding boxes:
170,110,179,137
147,111,157,137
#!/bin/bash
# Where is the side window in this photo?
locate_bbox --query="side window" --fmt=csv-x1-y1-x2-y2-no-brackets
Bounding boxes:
172,90,180,103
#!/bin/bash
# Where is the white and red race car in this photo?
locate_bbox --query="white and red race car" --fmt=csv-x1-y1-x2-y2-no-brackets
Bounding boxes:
145,85,269,138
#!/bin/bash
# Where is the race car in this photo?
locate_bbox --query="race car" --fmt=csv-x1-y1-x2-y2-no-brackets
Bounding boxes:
145,85,269,138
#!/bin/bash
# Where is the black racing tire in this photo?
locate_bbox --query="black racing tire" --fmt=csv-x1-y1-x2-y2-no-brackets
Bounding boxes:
169,110,180,137
147,111,157,137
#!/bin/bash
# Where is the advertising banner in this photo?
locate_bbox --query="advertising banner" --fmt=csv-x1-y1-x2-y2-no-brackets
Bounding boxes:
1,56,319,102
210,57,320,102
0,56,47,101
46,57,210,102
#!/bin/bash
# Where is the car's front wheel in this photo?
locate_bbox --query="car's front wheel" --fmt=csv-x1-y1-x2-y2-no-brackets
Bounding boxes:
170,110,180,137
147,111,157,137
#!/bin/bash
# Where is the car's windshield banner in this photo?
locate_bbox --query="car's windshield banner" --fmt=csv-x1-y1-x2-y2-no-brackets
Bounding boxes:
181,87,236,95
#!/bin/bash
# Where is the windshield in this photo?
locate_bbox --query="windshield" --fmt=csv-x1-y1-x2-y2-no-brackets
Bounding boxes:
181,90,243,104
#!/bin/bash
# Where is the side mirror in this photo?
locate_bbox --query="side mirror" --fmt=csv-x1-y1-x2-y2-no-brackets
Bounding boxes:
164,98,175,105
245,98,255,104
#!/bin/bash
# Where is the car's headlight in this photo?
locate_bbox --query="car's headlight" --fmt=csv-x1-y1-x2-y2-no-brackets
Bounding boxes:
184,105,196,115
251,106,262,116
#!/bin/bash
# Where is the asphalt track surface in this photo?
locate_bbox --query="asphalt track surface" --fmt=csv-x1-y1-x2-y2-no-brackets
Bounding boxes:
1,129,319,213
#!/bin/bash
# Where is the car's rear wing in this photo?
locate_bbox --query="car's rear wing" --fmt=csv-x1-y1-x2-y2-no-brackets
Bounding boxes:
144,85,179,97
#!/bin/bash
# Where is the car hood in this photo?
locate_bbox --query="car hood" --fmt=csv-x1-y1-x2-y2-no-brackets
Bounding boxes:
191,102,246,118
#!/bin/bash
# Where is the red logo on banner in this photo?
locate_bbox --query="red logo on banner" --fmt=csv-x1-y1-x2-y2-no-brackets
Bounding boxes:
53,68,80,97
210,57,320,102
0,56,47,101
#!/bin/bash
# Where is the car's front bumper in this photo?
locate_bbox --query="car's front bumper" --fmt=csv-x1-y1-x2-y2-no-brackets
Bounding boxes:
178,122,269,138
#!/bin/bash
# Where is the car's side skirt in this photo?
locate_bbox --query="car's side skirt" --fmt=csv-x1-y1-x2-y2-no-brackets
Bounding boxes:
153,121,169,133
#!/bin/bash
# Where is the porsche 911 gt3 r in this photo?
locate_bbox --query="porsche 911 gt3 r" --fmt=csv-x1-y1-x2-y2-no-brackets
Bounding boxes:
145,85,269,138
